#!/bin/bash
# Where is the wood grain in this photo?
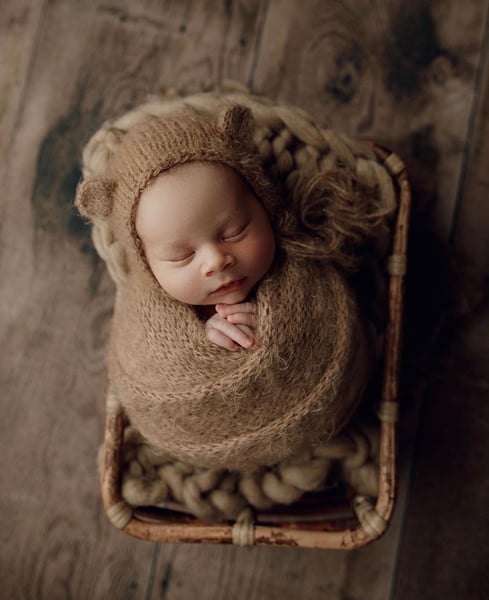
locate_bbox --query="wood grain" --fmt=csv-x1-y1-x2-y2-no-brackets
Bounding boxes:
393,305,489,600
1,0,489,598
451,18,489,275
0,1,45,167
147,523,404,600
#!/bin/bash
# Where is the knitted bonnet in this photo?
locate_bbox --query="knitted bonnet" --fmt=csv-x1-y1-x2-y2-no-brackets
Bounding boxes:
76,104,278,277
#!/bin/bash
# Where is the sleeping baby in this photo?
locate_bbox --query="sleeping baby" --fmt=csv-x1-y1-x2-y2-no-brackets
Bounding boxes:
75,103,385,471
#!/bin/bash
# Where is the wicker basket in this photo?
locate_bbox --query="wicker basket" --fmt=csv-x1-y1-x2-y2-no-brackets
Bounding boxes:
89,93,411,549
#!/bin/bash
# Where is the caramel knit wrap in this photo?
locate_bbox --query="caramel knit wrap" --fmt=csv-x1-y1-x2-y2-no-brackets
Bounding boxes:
108,253,368,469
76,92,372,470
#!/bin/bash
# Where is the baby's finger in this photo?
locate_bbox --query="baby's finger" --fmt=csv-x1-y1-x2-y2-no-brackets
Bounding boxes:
227,312,257,328
210,318,255,349
206,327,239,351
236,324,259,348
216,302,256,317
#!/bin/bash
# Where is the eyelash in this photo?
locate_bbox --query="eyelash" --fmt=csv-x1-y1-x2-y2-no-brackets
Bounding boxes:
222,223,248,241
168,252,194,263
166,223,248,262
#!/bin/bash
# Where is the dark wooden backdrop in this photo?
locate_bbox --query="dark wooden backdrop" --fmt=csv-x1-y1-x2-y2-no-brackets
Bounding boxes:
1,1,488,598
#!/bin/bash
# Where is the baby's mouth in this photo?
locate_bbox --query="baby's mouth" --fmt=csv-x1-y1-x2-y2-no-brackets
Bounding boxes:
213,277,246,294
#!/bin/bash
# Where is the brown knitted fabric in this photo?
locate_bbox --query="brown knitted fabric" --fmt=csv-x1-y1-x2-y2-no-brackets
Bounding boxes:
108,254,368,469
75,104,370,470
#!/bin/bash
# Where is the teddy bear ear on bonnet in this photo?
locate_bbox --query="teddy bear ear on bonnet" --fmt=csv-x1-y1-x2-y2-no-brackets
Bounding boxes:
217,104,256,150
75,176,115,220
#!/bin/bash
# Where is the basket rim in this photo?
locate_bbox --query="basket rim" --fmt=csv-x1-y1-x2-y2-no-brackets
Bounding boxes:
100,141,411,549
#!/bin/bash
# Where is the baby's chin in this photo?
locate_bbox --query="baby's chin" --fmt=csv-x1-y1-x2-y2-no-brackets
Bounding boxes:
202,289,248,306
198,283,251,306
165,290,248,307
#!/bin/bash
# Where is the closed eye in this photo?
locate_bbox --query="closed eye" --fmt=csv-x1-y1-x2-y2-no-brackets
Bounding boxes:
166,251,194,263
222,223,248,242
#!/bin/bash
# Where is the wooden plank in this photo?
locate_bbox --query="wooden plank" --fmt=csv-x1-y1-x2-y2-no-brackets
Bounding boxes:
393,304,489,600
2,0,487,597
147,520,404,600
0,218,156,598
0,0,265,598
0,0,45,167
394,9,489,598
451,23,489,275
252,0,489,239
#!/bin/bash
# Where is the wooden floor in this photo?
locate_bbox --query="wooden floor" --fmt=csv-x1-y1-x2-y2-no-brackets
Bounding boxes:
1,1,488,598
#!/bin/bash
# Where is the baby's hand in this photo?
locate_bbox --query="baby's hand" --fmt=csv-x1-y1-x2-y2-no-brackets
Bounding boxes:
205,302,257,351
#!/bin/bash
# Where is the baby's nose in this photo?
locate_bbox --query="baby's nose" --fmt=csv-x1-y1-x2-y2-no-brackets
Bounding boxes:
201,246,234,276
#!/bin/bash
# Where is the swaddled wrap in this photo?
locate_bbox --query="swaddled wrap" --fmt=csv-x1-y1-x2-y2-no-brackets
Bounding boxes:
108,251,368,470
76,101,372,471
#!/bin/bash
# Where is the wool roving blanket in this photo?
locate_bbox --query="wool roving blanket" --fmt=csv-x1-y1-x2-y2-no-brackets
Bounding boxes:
108,251,369,471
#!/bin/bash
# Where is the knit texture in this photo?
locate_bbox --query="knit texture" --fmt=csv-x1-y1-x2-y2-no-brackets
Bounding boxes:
76,102,371,470
108,253,368,469
118,423,379,521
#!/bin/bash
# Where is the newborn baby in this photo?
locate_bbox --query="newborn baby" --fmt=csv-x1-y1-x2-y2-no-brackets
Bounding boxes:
135,161,275,351
75,104,373,470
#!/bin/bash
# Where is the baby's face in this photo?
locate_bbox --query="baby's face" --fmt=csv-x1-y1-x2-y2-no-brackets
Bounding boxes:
135,162,275,306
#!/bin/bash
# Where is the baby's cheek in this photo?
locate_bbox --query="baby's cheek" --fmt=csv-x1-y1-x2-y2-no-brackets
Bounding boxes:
246,236,275,272
158,266,203,304
151,263,178,293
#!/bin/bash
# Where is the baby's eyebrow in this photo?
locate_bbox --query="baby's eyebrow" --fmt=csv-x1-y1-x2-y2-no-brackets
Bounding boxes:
221,204,251,224
144,238,189,255
147,245,192,263
161,241,190,252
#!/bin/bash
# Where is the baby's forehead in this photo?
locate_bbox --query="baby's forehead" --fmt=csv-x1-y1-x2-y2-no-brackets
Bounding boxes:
135,162,256,238
138,162,254,209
